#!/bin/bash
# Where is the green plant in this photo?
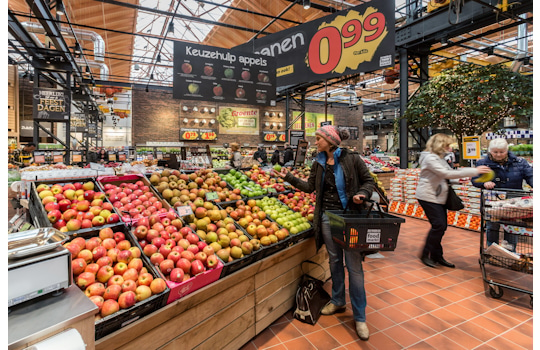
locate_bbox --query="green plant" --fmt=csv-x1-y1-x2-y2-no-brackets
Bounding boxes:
401,63,532,164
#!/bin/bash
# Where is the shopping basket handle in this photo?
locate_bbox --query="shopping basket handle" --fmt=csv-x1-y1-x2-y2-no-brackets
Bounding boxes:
343,197,382,217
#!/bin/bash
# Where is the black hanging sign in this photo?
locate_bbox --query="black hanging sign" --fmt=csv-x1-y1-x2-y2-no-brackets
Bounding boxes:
33,87,71,121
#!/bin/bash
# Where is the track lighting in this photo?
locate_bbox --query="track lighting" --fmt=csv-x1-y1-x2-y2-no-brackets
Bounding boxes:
145,85,149,92
167,22,174,34
156,54,161,63
56,0,65,15
303,0,311,9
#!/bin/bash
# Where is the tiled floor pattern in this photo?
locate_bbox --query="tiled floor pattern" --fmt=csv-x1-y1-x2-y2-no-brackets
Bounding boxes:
241,216,534,350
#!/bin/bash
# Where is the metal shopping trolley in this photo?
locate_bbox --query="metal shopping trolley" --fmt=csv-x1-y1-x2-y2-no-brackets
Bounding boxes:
479,189,533,307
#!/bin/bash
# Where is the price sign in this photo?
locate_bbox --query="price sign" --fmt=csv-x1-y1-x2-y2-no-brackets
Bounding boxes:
118,152,127,161
278,134,286,142
181,130,199,140
320,121,332,126
176,205,194,217
108,152,117,162
72,152,82,163
53,152,64,163
34,151,45,164
205,192,219,201
201,131,217,140
156,151,163,160
267,187,277,193
462,136,481,160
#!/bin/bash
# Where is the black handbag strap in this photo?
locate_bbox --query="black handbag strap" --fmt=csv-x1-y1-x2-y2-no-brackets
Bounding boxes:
301,260,330,283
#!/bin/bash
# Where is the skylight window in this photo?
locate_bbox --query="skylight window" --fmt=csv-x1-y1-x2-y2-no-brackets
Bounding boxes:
131,0,230,86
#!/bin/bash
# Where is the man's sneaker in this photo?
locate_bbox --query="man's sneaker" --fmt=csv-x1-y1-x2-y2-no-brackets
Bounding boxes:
320,302,346,315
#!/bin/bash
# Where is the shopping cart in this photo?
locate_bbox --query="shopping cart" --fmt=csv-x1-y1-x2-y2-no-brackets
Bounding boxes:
479,188,533,307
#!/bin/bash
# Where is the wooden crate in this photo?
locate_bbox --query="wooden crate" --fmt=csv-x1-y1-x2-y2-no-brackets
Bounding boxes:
95,237,329,350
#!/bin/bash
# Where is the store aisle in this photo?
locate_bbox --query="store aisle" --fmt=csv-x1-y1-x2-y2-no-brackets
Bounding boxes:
241,216,533,350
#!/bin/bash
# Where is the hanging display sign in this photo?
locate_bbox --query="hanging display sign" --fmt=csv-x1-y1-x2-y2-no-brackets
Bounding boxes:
108,152,117,162
217,107,259,135
33,87,71,121
87,123,97,137
234,0,395,87
70,113,87,132
462,136,481,160
320,121,332,126
173,42,277,106
339,126,360,140
292,112,334,136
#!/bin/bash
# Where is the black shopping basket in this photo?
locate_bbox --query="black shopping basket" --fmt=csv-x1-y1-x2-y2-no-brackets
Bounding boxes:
326,200,405,251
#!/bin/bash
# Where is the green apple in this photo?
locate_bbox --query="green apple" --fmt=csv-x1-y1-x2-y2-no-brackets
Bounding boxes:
188,83,200,94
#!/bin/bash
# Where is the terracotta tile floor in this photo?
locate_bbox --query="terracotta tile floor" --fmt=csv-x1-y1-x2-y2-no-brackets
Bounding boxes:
241,216,534,350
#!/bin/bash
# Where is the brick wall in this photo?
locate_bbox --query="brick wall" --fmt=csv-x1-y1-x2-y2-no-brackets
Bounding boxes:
132,87,364,150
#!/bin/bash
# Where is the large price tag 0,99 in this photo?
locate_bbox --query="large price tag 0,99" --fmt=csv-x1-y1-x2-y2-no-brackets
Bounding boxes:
176,205,193,217
307,7,388,75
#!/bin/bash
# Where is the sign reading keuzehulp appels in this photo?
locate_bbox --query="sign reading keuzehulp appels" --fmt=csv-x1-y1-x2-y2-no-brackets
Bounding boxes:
234,0,395,88
33,87,71,121
218,107,259,135
173,42,276,106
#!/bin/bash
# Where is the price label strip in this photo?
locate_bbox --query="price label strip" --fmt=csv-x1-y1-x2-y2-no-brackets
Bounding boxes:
205,192,219,201
176,205,194,217
266,187,277,193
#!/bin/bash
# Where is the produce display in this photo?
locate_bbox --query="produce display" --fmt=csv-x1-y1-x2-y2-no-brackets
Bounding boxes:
221,168,271,197
35,181,119,231
221,199,288,247
63,227,167,319
101,179,169,223
258,197,312,235
149,168,241,207
362,155,398,172
243,165,289,192
277,192,315,222
132,211,221,282
183,199,260,262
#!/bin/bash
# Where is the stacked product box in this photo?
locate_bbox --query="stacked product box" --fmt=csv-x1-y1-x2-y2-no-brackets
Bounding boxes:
388,177,404,202
452,184,481,215
403,169,420,204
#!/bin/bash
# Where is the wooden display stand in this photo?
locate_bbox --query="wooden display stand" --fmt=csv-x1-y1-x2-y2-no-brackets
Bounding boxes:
376,171,394,191
95,237,329,350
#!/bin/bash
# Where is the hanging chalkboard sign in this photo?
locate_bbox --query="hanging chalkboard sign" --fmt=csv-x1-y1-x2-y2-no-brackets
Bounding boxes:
294,140,309,166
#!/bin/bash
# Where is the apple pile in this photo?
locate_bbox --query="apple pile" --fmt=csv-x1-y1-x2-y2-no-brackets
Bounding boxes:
224,198,289,247
277,191,316,222
101,179,168,223
132,212,221,283
36,181,120,232
286,166,311,180
244,165,288,193
63,227,168,319
259,197,312,235
221,169,270,197
183,199,260,262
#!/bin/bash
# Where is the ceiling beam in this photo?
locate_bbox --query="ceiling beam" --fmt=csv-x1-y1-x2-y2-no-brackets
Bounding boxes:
94,0,274,36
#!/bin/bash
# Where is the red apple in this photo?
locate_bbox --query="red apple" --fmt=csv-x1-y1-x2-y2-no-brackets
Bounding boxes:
103,284,122,301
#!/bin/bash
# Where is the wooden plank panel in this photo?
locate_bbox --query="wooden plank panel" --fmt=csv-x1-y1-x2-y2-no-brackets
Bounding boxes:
157,296,255,350
255,295,296,334
192,310,256,350
96,277,255,350
256,264,303,304
255,278,298,324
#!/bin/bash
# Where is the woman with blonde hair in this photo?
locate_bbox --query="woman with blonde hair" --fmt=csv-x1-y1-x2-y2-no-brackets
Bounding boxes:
416,133,492,268
229,142,242,169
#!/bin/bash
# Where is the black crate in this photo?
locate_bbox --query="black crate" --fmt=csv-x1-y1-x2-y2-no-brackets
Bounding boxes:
29,178,118,232
326,209,405,251
288,228,314,245
67,223,169,340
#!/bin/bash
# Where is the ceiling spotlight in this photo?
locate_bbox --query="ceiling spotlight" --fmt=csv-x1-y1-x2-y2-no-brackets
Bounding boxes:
134,63,140,70
485,47,494,56
167,22,174,34
264,111,270,117
278,112,283,118
156,54,161,63
182,106,189,112
85,66,91,74
201,119,206,124
194,119,199,124
271,112,276,117
193,106,198,112
183,118,189,124
29,74,34,82
210,107,216,113
272,122,277,127
210,119,216,124
303,0,311,9
360,83,366,89
265,122,270,127
145,85,149,92
74,43,82,55
56,0,65,15
278,123,283,129
522,56,530,65
380,92,385,97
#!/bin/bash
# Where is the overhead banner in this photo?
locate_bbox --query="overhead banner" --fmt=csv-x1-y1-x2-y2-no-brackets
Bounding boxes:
33,87,71,121
71,113,87,132
217,107,259,135
292,112,334,136
234,0,395,87
173,42,277,106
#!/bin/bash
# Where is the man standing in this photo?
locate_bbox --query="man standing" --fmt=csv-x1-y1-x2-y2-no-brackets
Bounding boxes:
12,143,36,167
283,143,294,165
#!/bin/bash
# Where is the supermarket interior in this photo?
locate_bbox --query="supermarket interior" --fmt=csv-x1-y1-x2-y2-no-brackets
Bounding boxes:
5,0,535,349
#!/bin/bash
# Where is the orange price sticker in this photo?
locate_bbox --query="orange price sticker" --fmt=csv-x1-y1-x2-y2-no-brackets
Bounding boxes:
183,131,198,140
202,132,216,140
72,154,82,162
278,134,286,142
53,154,63,163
